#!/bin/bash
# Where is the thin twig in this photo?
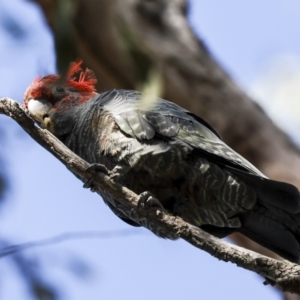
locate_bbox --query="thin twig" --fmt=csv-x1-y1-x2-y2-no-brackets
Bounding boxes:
0,229,144,258
1,97,300,294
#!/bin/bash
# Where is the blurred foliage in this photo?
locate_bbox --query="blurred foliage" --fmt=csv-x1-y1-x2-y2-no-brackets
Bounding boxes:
54,0,79,81
0,5,26,40
2,17,26,39
0,127,7,209
11,251,59,300
0,123,59,300
0,168,7,209
0,1,95,299
118,20,163,110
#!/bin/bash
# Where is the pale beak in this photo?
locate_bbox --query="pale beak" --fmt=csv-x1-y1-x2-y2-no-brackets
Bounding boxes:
27,99,53,123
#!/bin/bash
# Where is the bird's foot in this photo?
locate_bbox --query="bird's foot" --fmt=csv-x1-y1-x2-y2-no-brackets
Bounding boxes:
86,163,111,175
131,191,178,240
83,163,111,192
108,164,130,181
130,191,164,221
137,191,164,211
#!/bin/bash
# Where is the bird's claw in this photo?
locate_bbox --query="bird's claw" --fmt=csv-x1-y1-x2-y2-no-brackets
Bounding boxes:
130,192,177,240
137,191,164,210
131,191,164,220
83,163,129,191
108,165,129,181
83,163,111,192
85,163,111,175
108,172,121,180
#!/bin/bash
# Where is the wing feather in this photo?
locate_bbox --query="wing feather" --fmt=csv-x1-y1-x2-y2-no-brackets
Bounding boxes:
99,89,264,177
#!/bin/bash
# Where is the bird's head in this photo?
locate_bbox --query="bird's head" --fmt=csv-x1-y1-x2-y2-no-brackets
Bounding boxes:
24,60,97,132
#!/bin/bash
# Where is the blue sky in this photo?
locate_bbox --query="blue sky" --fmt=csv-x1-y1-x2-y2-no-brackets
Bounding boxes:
190,1,300,89
1,1,300,299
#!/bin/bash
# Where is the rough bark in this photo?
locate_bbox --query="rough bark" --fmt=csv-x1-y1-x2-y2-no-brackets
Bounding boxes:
30,0,300,298
1,97,300,294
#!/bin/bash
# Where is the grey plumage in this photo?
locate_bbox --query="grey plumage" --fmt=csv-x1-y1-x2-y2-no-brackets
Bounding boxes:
44,89,300,262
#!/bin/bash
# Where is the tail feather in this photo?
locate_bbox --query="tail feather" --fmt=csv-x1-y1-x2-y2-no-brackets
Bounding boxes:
225,167,300,262
239,207,300,262
227,167,300,214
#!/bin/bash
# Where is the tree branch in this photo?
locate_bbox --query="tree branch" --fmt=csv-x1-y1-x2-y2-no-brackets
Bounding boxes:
1,97,300,294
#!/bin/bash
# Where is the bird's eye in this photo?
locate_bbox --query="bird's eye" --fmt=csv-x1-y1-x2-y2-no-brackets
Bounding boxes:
56,86,65,93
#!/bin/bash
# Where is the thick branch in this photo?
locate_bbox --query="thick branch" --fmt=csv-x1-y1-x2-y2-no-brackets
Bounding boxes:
1,97,300,294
